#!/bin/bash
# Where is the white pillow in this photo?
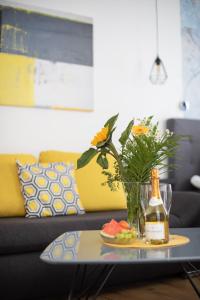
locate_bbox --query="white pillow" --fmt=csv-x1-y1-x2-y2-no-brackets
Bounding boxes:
190,175,200,189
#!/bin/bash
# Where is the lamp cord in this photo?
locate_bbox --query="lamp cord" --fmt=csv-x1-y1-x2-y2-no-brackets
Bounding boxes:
155,0,159,56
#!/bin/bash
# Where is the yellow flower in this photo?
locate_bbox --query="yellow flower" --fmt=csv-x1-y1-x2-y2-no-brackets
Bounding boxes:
91,127,109,146
132,125,149,136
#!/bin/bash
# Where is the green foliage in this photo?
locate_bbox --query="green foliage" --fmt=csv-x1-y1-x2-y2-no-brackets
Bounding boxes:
103,116,180,189
120,129,180,183
104,113,119,131
77,115,181,192
77,148,98,169
97,153,109,169
102,161,121,191
119,120,133,146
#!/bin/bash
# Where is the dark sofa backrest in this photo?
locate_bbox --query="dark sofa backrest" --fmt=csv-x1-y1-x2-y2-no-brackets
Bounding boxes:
167,118,200,191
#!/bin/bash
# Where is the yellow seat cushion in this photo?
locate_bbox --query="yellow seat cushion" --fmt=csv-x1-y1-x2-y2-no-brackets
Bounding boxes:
39,151,127,211
0,154,37,217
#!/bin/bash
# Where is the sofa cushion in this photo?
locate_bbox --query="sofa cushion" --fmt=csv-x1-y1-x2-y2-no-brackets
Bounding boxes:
169,191,200,227
17,161,85,218
0,210,127,255
39,150,127,211
0,154,37,217
167,118,200,191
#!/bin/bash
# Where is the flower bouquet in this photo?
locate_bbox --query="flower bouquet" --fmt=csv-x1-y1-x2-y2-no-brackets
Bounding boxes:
77,114,179,233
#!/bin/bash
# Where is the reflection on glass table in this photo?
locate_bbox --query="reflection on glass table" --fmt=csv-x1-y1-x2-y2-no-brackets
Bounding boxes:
41,229,200,264
40,229,200,300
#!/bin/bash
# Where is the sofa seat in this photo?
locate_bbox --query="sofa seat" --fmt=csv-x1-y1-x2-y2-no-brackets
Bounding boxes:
0,210,127,255
1,191,200,256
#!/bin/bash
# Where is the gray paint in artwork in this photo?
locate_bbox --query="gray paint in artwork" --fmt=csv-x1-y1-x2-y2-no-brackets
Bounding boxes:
0,6,93,66
180,0,200,118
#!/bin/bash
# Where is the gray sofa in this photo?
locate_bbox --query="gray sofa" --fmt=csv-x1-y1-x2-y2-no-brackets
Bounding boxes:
1,118,200,300
0,210,129,300
1,191,200,300
167,118,200,191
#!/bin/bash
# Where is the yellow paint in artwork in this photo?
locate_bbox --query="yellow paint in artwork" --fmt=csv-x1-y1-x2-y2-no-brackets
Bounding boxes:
51,106,93,112
0,53,35,106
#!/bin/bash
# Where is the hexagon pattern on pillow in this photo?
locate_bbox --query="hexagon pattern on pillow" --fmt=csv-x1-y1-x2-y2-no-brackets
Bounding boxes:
41,231,81,262
17,161,85,218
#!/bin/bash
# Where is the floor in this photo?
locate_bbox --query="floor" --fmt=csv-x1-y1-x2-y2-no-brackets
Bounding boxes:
97,276,199,300
39,276,199,300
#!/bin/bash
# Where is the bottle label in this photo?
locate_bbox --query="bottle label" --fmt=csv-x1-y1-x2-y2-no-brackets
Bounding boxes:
146,249,169,259
149,197,163,206
145,222,165,240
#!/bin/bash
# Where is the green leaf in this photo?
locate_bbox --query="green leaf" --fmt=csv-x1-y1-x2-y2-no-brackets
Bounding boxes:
101,148,110,155
96,153,109,169
119,120,133,146
77,148,98,169
104,114,119,131
145,116,154,126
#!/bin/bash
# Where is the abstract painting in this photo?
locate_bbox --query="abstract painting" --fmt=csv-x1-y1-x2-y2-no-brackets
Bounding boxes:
0,6,93,111
180,0,200,118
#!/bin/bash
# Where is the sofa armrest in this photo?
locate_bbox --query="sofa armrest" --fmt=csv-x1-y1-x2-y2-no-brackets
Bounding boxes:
169,191,200,227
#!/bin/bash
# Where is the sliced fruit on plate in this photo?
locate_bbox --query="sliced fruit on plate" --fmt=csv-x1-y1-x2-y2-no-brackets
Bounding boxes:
100,219,137,245
118,220,130,230
102,219,122,236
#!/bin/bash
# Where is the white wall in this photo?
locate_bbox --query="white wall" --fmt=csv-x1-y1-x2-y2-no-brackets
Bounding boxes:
0,0,183,156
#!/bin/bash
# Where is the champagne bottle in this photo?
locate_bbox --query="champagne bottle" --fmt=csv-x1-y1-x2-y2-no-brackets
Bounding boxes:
145,168,169,245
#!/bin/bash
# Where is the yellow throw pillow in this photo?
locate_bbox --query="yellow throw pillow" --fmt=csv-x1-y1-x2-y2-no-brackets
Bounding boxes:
39,151,127,211
17,161,85,218
0,154,37,217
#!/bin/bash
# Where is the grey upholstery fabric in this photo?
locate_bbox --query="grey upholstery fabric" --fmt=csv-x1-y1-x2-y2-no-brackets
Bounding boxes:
1,191,200,256
169,191,200,227
0,210,127,255
167,118,200,191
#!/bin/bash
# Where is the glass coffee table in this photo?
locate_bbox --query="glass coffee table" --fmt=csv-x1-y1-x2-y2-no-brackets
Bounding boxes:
40,228,200,299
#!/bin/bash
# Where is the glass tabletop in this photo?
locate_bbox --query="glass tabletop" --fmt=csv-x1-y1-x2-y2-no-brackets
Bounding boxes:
40,228,200,265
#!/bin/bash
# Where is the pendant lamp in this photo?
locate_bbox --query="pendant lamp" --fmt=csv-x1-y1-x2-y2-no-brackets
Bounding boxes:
149,0,168,84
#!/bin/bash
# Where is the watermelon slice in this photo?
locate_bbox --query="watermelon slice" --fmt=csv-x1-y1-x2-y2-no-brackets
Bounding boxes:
102,219,122,236
100,219,137,245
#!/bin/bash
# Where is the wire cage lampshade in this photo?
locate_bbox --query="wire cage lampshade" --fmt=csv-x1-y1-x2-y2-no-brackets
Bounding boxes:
149,0,168,84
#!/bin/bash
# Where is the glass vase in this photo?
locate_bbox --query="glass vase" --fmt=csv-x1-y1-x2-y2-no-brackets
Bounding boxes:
122,182,144,237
